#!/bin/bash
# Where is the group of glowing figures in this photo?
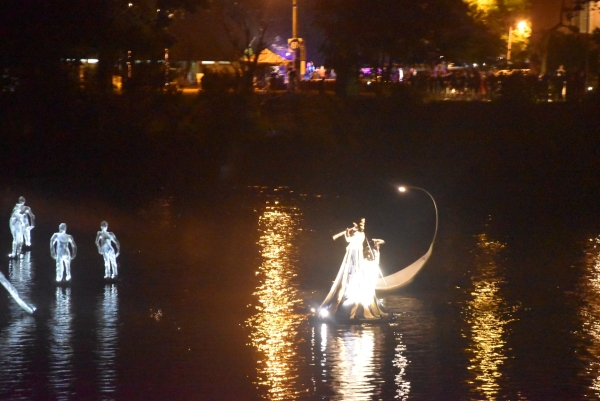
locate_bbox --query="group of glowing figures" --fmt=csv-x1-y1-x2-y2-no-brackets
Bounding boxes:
319,218,388,320
9,196,120,282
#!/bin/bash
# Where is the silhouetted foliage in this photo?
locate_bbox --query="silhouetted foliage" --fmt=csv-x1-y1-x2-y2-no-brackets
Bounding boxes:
0,0,209,94
311,0,501,95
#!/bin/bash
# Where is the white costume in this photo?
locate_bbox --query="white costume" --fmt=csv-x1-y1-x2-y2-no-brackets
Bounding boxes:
9,197,35,258
50,223,77,282
95,221,120,279
320,222,387,320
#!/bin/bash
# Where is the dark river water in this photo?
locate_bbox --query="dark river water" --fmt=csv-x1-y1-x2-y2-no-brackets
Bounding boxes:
1,180,600,401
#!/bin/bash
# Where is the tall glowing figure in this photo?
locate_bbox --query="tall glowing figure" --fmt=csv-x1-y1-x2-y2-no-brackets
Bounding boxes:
320,218,387,320
8,196,35,258
50,223,77,282
95,221,120,279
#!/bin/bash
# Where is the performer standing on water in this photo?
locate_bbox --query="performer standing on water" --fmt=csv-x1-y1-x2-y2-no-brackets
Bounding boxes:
320,218,387,320
9,196,35,258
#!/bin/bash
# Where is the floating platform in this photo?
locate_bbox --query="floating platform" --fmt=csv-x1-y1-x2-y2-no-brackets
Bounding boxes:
308,313,397,326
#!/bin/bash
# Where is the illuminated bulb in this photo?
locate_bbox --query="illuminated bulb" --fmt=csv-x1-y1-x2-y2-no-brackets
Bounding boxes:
310,308,315,313
319,309,329,318
399,186,406,192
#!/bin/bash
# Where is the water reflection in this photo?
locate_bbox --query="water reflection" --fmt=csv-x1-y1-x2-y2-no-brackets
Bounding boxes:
312,323,389,400
246,201,305,400
0,252,36,400
9,252,33,283
463,228,512,400
95,284,119,398
48,286,74,399
578,235,600,396
393,331,410,400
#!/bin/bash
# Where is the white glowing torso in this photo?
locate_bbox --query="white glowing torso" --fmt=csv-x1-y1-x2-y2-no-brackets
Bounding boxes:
346,231,365,250
55,233,73,257
97,232,115,253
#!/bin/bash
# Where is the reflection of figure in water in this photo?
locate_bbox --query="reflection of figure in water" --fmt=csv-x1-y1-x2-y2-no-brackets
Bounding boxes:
320,218,387,320
95,221,120,279
9,196,35,258
50,223,77,282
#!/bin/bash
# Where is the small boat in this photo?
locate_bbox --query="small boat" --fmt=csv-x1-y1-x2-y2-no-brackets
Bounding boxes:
308,312,397,326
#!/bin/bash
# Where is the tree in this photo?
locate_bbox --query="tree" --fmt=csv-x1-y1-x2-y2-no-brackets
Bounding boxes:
216,0,280,93
0,0,209,94
534,0,598,75
463,0,531,62
311,0,501,95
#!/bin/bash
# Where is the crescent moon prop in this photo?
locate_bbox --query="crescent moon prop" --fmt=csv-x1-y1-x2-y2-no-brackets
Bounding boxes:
375,186,438,292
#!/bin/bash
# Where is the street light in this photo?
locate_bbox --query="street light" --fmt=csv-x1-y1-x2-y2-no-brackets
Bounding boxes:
507,20,528,63
289,0,305,76
398,186,438,245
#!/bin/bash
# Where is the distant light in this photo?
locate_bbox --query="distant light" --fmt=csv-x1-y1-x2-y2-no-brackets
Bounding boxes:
319,309,329,318
473,63,478,67
483,63,486,66
285,52,290,56
219,61,231,64
367,81,371,85
202,61,215,65
588,86,593,91
310,308,315,313
399,186,406,192
128,2,132,6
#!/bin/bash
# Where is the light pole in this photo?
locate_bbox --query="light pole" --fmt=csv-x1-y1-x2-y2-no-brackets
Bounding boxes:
289,0,305,76
292,0,297,40
507,20,527,63
399,186,438,245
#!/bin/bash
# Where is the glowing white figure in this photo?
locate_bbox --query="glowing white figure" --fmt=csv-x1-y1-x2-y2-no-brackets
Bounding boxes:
320,218,387,320
8,196,35,258
95,221,120,279
50,223,77,282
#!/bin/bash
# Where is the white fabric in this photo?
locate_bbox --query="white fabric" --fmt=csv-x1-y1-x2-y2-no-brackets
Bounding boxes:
320,231,387,320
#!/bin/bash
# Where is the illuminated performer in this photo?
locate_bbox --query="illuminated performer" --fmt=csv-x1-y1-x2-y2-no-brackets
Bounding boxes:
95,221,120,279
50,223,77,282
320,218,387,320
9,196,35,258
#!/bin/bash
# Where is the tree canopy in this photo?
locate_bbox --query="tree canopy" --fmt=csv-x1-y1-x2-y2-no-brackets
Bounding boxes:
311,0,503,93
0,0,209,92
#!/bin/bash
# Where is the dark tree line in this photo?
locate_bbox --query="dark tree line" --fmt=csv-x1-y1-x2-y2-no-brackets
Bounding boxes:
310,0,503,95
8,0,578,97
0,0,208,93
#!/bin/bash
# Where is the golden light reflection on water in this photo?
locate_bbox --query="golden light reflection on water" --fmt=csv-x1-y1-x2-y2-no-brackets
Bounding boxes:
578,235,600,396
463,229,512,400
313,324,380,401
246,201,305,400
393,331,411,400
